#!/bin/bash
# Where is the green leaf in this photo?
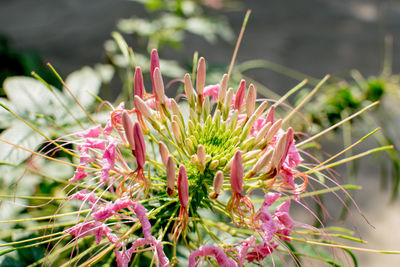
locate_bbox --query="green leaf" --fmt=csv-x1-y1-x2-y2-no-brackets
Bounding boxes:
0,122,46,165
64,66,101,108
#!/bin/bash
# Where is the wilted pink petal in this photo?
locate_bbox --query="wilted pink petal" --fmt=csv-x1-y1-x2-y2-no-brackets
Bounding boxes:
115,248,134,267
69,189,98,205
230,151,243,194
85,138,106,150
66,221,120,246
258,205,277,243
78,145,91,165
246,242,277,263
93,202,115,221
104,102,125,135
203,84,220,102
132,202,152,241
189,246,237,267
237,236,256,267
153,240,170,267
133,122,146,169
101,138,117,184
76,125,102,138
134,66,144,99
69,168,87,182
280,166,296,189
177,165,189,209
263,192,281,207
234,79,246,110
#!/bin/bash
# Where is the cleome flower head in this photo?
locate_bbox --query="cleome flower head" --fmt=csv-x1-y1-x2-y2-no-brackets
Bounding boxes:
39,49,364,266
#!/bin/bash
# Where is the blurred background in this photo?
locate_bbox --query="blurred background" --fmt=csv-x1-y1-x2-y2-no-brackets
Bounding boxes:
1,0,400,266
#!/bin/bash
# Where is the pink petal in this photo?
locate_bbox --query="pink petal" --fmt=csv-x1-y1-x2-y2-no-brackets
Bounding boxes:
189,246,237,267
76,125,102,138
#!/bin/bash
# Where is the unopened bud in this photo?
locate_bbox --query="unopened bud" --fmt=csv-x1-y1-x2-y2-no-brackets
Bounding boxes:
234,79,246,111
196,57,206,95
171,120,182,144
251,149,273,176
134,95,152,120
223,88,234,120
184,73,196,107
271,132,287,168
153,68,166,104
133,122,146,169
185,138,195,154
134,66,144,99
254,121,272,144
122,111,135,149
159,141,169,166
178,165,189,208
230,151,243,194
266,106,275,124
218,74,228,104
210,171,224,199
246,84,257,117
254,101,268,118
209,160,219,170
265,119,282,143
166,156,176,196
150,49,160,93
197,145,206,173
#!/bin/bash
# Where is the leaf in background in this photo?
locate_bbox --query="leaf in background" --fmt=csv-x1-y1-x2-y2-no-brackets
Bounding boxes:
0,122,47,165
0,98,14,129
3,77,59,119
64,66,101,109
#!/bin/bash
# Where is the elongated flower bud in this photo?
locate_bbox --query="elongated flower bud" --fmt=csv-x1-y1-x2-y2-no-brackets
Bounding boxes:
134,95,152,119
271,132,287,168
252,149,273,176
178,165,189,209
279,127,293,167
196,57,206,95
210,171,224,199
266,106,275,124
166,156,175,196
234,79,246,111
122,111,135,149
153,68,166,104
197,145,206,173
254,121,271,144
246,84,256,117
230,151,243,194
254,101,268,118
159,141,169,166
184,73,196,106
170,99,180,117
150,49,160,93
133,122,146,169
134,66,144,99
171,120,182,144
218,74,228,104
265,119,282,143
223,88,234,120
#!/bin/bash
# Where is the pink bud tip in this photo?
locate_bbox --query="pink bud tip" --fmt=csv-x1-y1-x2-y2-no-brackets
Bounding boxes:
177,165,189,208
150,49,160,93
159,141,169,166
230,151,243,194
196,57,206,95
134,67,144,99
166,156,176,196
211,171,224,199
122,111,135,149
234,79,246,110
133,122,146,169
153,67,166,104
266,106,275,124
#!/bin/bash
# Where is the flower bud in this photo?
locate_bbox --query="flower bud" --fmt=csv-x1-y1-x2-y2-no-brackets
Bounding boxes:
246,84,256,117
153,68,167,104
133,122,146,169
266,106,275,124
218,74,228,104
223,88,234,120
166,156,175,196
170,98,180,117
159,141,169,166
197,145,206,173
184,73,196,107
254,121,272,144
271,132,287,168
209,160,219,170
279,127,293,167
234,79,246,111
134,66,144,99
134,95,152,120
254,101,268,118
122,111,135,150
210,171,224,199
196,57,206,95
251,149,273,176
171,120,182,144
150,49,160,92
230,151,243,194
185,138,195,154
178,165,189,209
265,119,283,143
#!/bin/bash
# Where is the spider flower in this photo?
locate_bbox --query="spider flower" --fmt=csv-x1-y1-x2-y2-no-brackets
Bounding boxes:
56,51,345,266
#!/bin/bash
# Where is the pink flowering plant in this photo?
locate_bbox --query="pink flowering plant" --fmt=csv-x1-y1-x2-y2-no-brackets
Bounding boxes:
0,28,397,265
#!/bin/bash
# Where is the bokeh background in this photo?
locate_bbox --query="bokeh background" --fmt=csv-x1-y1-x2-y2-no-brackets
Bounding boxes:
1,0,400,266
